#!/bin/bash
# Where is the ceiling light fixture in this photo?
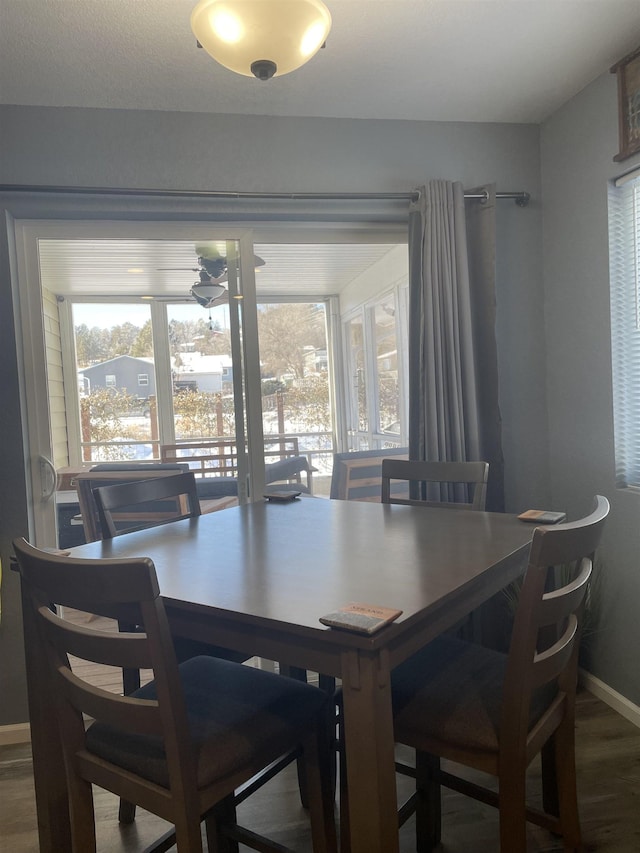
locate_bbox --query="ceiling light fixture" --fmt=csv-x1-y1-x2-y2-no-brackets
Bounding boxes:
191,0,332,81
191,281,227,307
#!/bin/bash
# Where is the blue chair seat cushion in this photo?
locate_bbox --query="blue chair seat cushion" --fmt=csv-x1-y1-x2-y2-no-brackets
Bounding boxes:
85,656,328,789
90,463,190,472
266,456,308,480
391,635,557,754
195,477,239,498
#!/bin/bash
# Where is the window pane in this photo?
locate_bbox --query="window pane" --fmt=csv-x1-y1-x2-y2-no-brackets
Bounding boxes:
348,314,368,446
73,303,157,461
257,301,333,496
373,297,400,437
166,302,236,441
609,174,640,487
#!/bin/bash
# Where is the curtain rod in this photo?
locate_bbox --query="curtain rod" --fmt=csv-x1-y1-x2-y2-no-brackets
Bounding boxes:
0,184,530,206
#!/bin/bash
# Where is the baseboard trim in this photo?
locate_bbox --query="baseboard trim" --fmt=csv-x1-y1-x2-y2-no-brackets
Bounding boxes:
580,669,640,729
0,723,31,746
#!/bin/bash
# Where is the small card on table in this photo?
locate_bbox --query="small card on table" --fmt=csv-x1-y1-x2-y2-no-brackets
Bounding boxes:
319,602,403,635
263,490,301,502
517,509,567,524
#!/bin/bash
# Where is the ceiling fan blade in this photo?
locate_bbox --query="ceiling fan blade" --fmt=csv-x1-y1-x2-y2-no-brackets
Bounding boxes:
194,241,225,260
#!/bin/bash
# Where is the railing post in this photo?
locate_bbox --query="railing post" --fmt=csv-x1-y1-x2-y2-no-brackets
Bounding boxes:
81,403,92,462
277,391,286,457
149,396,159,457
216,395,224,437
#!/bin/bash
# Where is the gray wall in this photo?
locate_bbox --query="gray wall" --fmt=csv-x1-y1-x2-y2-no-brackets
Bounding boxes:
541,72,640,706
0,212,30,728
0,104,547,724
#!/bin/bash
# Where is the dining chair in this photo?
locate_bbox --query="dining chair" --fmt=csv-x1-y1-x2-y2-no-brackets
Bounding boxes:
93,471,321,813
13,538,338,853
381,459,490,643
91,472,246,689
385,495,609,852
380,458,489,509
92,471,249,822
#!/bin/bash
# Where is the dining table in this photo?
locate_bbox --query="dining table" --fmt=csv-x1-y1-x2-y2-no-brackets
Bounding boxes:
21,496,535,853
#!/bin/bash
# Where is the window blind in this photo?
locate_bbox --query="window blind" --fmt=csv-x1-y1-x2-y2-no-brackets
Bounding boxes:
609,173,640,488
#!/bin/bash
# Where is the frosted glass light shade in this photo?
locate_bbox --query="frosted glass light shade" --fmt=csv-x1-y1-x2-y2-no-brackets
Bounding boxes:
191,282,226,307
191,0,332,80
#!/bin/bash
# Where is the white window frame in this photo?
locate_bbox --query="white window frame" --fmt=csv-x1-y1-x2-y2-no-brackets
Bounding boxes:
341,280,409,451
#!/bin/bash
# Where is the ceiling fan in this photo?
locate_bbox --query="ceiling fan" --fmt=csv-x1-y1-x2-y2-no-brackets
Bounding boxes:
158,242,265,310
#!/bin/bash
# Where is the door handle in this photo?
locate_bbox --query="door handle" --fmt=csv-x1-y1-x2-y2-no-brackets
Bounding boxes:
39,456,57,500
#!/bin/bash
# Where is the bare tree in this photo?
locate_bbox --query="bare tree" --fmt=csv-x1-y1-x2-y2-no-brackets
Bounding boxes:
257,304,325,380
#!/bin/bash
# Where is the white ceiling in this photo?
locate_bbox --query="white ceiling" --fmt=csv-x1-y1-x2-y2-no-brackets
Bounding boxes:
1,0,639,124
38,238,405,298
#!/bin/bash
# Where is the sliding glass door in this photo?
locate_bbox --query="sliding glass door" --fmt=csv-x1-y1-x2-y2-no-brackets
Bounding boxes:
15,217,406,547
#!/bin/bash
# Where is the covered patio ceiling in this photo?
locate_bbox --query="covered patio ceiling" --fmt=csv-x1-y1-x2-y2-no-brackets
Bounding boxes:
37,239,406,300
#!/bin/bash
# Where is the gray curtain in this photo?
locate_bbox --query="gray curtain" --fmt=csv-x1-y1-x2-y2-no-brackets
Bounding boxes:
408,180,504,511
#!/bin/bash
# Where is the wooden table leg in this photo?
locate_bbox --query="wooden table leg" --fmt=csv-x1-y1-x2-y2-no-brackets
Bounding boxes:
340,647,399,853
20,579,72,852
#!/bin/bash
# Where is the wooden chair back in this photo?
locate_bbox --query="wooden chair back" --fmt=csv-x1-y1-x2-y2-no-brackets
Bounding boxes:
93,472,201,539
12,539,198,824
381,458,489,510
75,467,187,542
502,495,609,763
330,448,409,502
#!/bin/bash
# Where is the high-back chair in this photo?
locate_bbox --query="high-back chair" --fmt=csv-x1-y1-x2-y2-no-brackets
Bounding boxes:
381,458,489,509
13,538,337,853
92,471,201,538
93,471,318,813
91,471,241,693
387,495,609,852
91,471,247,823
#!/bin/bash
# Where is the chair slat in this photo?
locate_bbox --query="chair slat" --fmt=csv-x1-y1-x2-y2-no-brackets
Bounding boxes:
530,615,579,688
381,458,489,510
59,669,164,736
41,606,153,671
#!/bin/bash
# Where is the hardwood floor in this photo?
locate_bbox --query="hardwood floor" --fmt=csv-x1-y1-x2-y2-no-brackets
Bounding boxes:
1,688,638,852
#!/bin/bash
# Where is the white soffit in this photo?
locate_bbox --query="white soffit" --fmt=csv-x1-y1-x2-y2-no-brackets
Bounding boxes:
37,239,406,299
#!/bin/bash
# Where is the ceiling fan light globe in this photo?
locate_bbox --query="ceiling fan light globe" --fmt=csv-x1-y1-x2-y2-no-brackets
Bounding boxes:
191,281,226,307
191,0,331,79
